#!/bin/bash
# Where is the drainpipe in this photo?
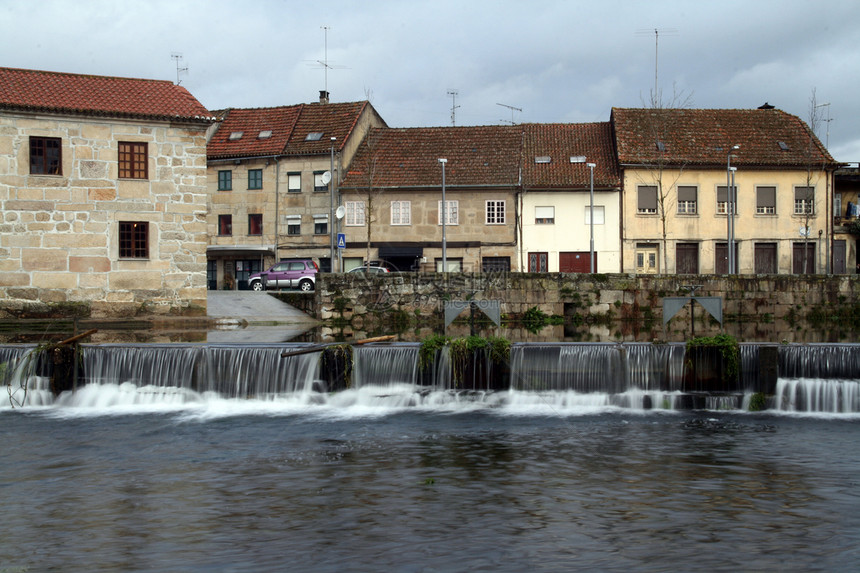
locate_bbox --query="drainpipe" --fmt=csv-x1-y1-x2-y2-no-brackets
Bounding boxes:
274,160,280,263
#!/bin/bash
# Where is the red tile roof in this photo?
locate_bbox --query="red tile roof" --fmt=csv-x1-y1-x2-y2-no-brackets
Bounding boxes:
207,106,301,159
207,101,382,160
340,126,523,189
522,122,621,189
0,67,212,122
611,107,836,168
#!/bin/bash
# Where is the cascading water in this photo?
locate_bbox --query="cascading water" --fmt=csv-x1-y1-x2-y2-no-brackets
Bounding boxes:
769,344,860,413
0,345,53,407
508,343,692,410
3,341,859,414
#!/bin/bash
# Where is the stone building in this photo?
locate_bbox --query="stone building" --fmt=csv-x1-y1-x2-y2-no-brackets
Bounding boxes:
339,126,522,272
205,94,386,289
0,67,213,317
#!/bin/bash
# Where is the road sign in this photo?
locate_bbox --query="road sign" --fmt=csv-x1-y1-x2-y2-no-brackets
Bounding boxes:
337,233,346,249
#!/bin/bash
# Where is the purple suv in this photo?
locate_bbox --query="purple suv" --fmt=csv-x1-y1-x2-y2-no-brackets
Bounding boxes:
249,259,318,292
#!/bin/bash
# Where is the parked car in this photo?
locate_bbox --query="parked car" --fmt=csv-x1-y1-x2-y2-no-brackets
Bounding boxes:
249,259,318,291
347,266,390,275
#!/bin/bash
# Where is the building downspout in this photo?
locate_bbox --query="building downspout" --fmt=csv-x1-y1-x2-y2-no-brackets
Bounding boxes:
274,160,280,262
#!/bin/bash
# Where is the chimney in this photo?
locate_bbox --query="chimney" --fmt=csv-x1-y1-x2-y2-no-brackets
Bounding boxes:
319,90,329,104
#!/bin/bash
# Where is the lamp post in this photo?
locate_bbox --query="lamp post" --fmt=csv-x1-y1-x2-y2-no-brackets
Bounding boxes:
729,166,737,274
329,137,336,272
726,145,739,274
438,158,447,272
587,162,596,273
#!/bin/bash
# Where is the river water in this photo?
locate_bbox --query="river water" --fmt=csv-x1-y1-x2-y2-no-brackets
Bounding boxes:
2,397,859,572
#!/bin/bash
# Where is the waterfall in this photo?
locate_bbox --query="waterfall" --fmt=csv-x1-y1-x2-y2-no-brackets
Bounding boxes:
352,344,420,388
510,343,687,393
772,378,860,413
0,345,53,407
779,344,860,379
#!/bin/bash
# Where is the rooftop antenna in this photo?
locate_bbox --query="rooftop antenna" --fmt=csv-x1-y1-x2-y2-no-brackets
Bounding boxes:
170,52,188,85
306,26,348,99
497,102,522,125
447,89,460,126
636,28,677,104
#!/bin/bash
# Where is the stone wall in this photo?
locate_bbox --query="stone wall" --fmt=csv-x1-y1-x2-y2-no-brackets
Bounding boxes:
0,112,210,318
317,272,860,342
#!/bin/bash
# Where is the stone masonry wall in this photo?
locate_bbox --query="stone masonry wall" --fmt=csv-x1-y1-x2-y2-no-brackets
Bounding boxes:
318,272,860,342
0,113,210,318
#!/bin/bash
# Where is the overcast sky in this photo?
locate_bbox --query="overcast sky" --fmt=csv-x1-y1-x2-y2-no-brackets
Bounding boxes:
3,0,859,160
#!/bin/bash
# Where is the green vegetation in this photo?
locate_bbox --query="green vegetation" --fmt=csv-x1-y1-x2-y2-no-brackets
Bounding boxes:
419,334,511,384
521,306,564,333
686,333,740,381
748,392,768,412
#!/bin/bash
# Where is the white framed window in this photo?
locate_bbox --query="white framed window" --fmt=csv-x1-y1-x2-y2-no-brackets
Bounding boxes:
285,215,301,236
288,172,301,193
637,186,658,214
584,205,605,225
438,200,458,225
535,206,554,224
391,201,411,225
794,186,814,215
486,200,506,224
677,185,697,215
756,186,776,215
716,185,737,215
313,171,328,192
346,201,365,226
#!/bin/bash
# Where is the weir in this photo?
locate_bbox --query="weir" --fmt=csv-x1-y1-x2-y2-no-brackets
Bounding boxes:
1,342,859,413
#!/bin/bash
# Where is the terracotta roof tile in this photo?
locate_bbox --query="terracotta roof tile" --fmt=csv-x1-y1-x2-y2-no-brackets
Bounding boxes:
611,107,835,167
341,126,522,189
206,101,381,160
521,122,621,188
0,66,211,122
207,106,301,159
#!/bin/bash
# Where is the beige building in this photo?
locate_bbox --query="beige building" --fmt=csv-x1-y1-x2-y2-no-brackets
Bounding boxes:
612,107,839,275
0,67,213,316
205,94,385,288
338,126,521,272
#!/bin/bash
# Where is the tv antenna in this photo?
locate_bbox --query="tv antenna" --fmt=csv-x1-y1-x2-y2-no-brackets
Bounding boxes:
497,102,522,125
170,52,188,85
447,89,460,126
307,26,348,97
636,28,677,103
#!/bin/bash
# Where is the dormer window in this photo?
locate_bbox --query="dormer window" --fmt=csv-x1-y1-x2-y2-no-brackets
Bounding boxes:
228,131,243,141
258,130,272,139
535,156,551,164
305,132,324,141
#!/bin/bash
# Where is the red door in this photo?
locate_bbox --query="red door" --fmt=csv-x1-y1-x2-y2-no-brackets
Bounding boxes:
559,252,595,273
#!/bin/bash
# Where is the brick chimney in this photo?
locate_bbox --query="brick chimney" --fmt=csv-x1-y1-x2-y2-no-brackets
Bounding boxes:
319,90,329,104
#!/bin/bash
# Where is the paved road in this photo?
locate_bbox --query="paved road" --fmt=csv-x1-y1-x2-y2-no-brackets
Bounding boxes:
207,290,317,324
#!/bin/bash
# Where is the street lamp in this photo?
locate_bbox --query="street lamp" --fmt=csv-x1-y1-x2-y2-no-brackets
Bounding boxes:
729,166,737,274
329,137,337,272
726,145,739,274
438,158,447,272
587,162,596,273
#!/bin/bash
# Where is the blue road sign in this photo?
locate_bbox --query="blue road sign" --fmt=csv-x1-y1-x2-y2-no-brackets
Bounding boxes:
337,233,346,249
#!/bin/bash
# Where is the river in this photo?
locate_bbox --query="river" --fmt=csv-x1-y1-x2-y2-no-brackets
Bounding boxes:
2,399,859,572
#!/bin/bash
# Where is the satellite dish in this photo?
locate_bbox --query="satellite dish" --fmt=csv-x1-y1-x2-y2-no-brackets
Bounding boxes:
335,206,346,219
321,171,332,184
799,226,809,237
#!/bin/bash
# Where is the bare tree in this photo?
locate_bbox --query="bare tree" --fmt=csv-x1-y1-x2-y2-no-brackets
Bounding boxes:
359,127,383,267
634,84,693,271
800,89,827,274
